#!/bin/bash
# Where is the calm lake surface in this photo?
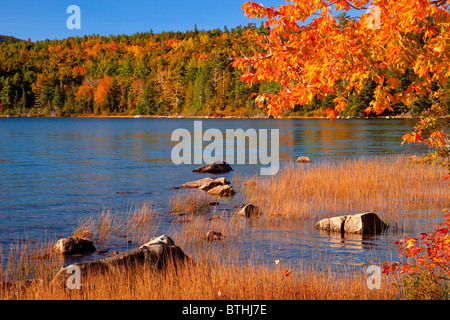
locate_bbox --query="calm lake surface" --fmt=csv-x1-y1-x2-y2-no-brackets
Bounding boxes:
0,117,432,271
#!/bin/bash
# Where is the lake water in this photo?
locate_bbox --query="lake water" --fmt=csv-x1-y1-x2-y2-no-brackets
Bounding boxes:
0,117,432,273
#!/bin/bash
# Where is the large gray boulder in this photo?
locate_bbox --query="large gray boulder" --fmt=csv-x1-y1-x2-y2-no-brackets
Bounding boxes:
52,235,188,287
315,216,347,233
192,161,233,173
315,213,387,235
343,213,388,234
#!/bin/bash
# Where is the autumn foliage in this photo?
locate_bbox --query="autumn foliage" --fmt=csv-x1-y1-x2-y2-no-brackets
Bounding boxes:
383,209,450,298
0,27,277,117
237,0,450,116
237,1,450,296
237,0,450,173
383,210,450,277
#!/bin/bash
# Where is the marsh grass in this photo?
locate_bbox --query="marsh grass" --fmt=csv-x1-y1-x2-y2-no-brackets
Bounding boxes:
0,251,400,300
240,155,449,227
0,207,401,300
73,201,159,245
169,191,211,215
1,237,63,283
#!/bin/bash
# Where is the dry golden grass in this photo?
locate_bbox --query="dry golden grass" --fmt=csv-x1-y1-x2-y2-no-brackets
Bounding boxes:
168,213,244,259
169,191,212,215
0,255,400,300
240,155,449,226
0,209,401,301
73,201,159,245
1,237,63,284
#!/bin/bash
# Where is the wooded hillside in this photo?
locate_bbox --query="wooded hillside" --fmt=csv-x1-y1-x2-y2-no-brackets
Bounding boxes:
0,24,437,117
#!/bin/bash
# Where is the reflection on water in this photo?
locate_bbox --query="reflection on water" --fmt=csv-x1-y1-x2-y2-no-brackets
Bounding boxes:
0,117,434,271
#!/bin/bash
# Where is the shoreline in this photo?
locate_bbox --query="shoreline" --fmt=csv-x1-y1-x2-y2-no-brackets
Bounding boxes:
1,154,447,300
0,114,419,120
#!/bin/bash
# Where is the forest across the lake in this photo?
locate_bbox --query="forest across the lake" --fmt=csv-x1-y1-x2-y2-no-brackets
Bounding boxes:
0,22,443,118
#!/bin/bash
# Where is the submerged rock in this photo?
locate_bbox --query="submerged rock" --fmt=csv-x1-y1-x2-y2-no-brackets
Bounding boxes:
315,216,347,233
192,161,233,173
237,204,262,218
204,230,223,241
315,213,388,235
343,213,388,234
139,234,175,247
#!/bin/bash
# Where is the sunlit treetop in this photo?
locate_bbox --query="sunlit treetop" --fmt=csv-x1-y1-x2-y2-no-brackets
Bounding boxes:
234,0,450,118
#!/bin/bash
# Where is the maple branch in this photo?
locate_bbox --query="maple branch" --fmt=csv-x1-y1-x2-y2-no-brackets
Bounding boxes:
249,44,274,60
430,0,449,7
342,0,368,10
258,53,274,60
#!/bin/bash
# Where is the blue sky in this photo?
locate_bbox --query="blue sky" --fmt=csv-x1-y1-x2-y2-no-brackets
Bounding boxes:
0,0,280,41
0,1,362,42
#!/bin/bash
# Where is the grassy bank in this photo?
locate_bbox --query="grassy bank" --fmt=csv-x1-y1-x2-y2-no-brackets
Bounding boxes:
0,256,400,300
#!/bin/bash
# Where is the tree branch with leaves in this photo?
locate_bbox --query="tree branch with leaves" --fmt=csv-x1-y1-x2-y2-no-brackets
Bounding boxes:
235,0,450,174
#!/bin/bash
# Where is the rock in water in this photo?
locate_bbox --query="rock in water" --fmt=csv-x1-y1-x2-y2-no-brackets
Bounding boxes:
344,213,388,234
180,177,214,188
237,204,262,218
52,235,188,287
314,216,347,233
198,178,231,191
296,156,312,163
52,236,96,256
181,177,230,191
315,213,387,235
204,230,223,241
139,234,175,247
206,184,236,197
192,161,233,173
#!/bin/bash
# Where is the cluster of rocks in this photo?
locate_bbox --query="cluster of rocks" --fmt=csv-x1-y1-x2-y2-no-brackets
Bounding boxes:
52,235,188,287
204,229,223,241
181,177,236,197
2,235,189,291
181,161,236,198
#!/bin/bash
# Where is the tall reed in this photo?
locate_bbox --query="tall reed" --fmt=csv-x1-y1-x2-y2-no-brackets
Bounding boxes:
73,201,159,245
169,191,211,215
240,155,449,227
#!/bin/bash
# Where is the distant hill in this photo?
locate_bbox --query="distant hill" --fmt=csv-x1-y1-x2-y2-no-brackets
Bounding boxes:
0,35,23,45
